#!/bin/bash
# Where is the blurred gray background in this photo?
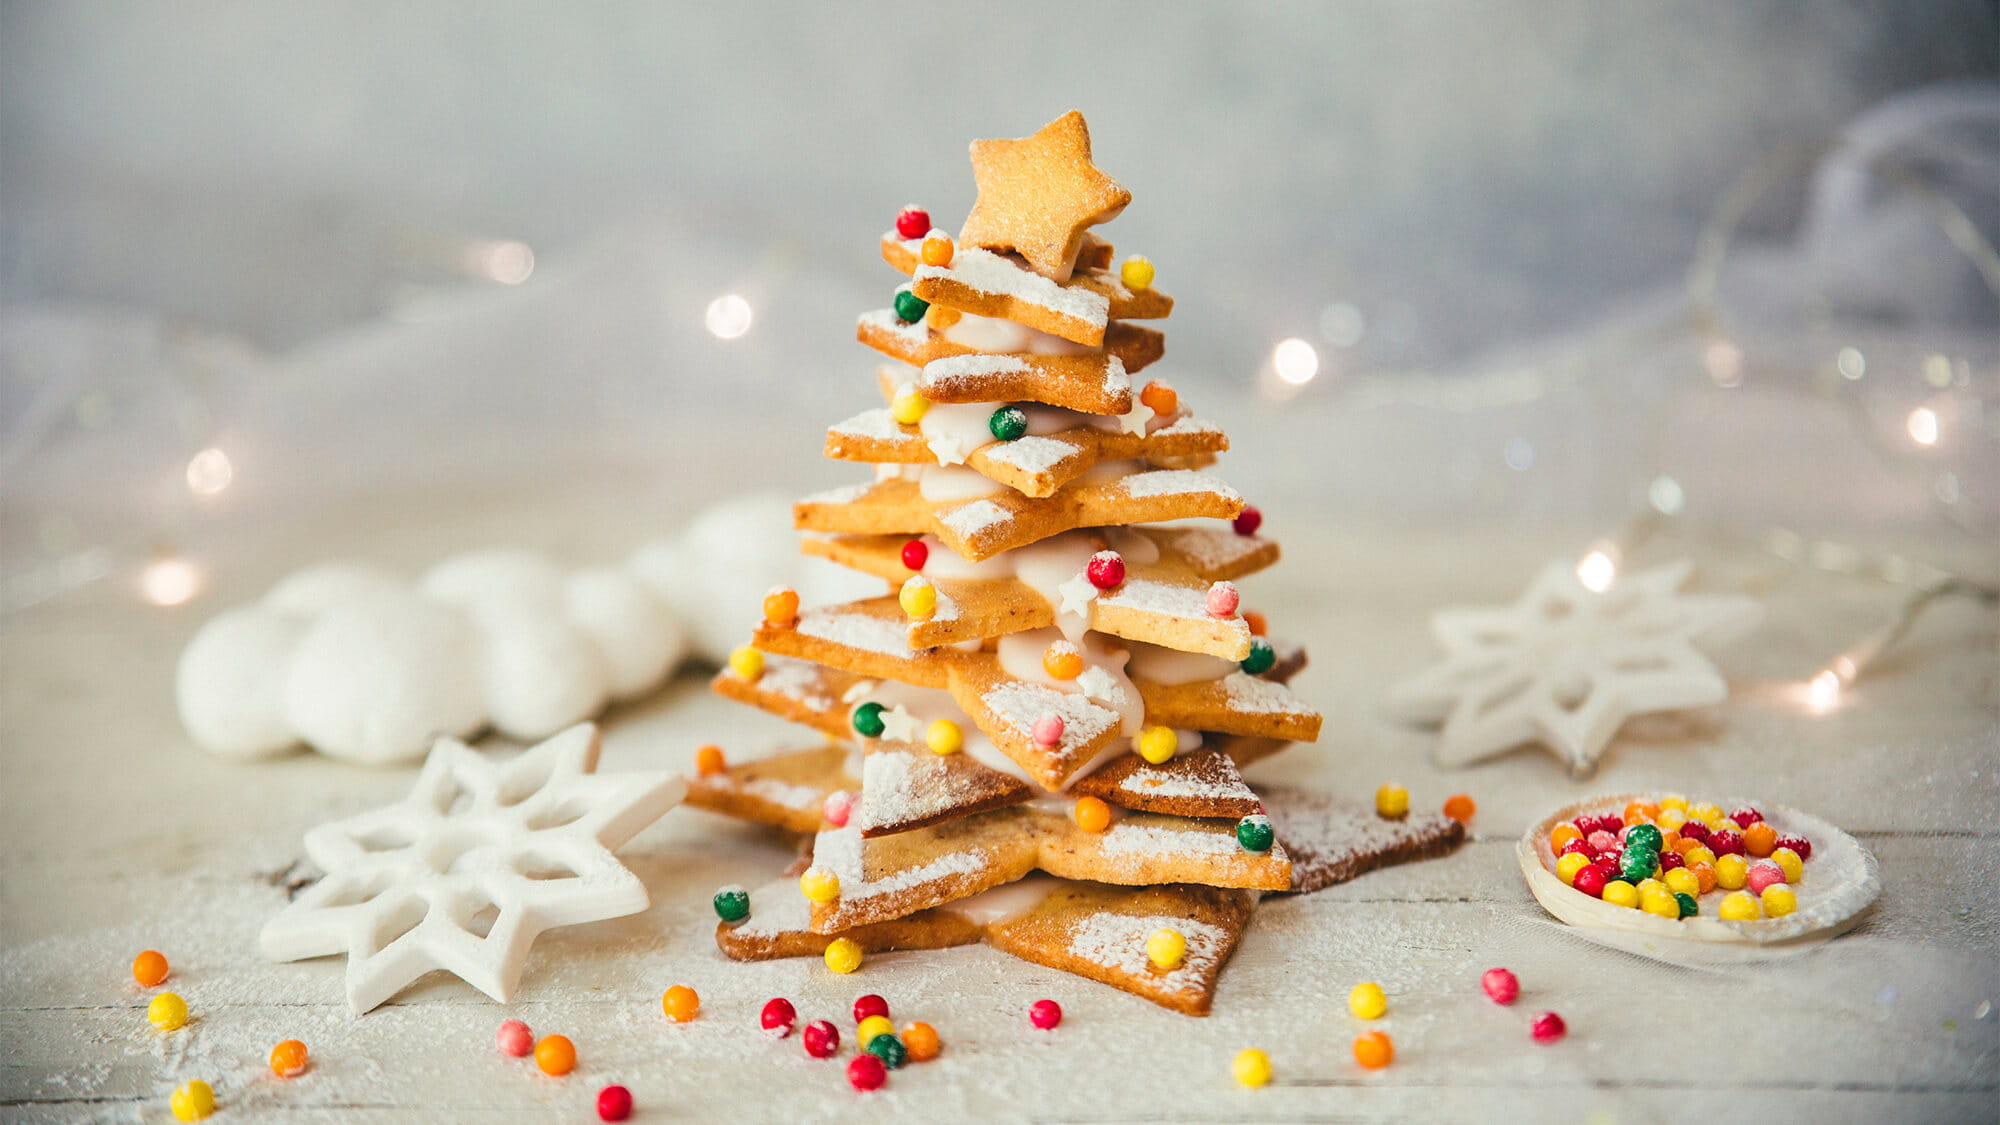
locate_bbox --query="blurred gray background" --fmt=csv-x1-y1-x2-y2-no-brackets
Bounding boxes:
3,1,1995,605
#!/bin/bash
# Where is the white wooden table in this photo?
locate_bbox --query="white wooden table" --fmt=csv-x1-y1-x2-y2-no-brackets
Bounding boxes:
3,490,1995,1123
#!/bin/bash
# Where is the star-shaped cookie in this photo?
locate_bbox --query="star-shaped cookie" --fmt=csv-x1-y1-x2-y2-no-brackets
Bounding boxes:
1385,559,1762,777
960,111,1131,282
260,724,684,1013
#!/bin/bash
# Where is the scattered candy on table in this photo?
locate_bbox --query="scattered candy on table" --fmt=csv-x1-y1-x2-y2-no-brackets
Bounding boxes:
661,984,700,1023
1442,794,1476,822
854,994,890,1023
1147,927,1187,971
866,1033,909,1069
534,1034,576,1076
847,1053,888,1091
1375,783,1409,819
148,992,188,1031
803,1020,840,1058
132,949,169,988
1531,1011,1567,1043
269,1039,309,1077
1348,981,1387,1020
761,998,796,1038
1353,1030,1394,1069
596,1085,633,1122
169,1079,215,1122
713,885,750,923
1029,999,1063,1029
824,938,864,974
496,1019,534,1057
903,1022,941,1061
857,1015,895,1045
1233,1047,1272,1088
1482,968,1519,1005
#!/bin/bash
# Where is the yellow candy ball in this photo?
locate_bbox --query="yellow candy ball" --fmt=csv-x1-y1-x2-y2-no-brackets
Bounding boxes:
799,866,840,903
148,992,189,1031
1707,817,1738,835
1137,726,1178,765
857,1015,895,1044
1659,794,1689,812
1683,844,1717,867
899,576,937,618
1636,878,1666,896
1760,884,1797,917
926,719,963,756
1348,981,1388,1020
1232,1047,1271,1088
1718,890,1761,921
1146,927,1187,971
924,304,960,330
728,645,763,681
1556,853,1590,886
1663,867,1699,898
169,1079,215,1122
1602,880,1640,909
824,938,864,974
1120,255,1155,292
891,387,931,425
1771,846,1804,884
1691,803,1723,822
1656,808,1688,831
1641,888,1680,918
1375,784,1409,819
1715,853,1749,890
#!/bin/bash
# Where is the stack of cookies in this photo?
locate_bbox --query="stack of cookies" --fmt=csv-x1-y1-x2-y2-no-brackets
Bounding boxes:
690,113,1458,1014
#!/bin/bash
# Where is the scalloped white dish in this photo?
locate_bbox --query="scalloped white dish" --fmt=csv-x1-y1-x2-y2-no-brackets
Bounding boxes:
1519,793,1880,961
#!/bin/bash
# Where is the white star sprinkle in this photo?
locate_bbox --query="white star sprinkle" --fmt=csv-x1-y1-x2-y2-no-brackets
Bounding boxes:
877,703,924,743
1384,560,1761,777
1057,571,1100,619
259,724,684,1013
926,432,970,466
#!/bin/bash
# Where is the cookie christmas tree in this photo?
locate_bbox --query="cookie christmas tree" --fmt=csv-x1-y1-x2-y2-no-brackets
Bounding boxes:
690,112,1457,1014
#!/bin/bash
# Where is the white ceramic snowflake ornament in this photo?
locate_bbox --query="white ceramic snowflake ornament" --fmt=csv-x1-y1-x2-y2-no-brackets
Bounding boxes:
1385,559,1762,777
260,723,684,1013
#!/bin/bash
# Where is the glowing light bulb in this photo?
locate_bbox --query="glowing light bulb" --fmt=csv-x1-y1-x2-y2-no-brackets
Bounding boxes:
705,294,753,339
1576,551,1616,593
1648,475,1685,515
1805,669,1842,715
1272,338,1318,385
140,556,203,607
1704,340,1743,388
1836,346,1865,380
472,240,535,284
1906,407,1938,446
185,447,233,496
1503,437,1535,471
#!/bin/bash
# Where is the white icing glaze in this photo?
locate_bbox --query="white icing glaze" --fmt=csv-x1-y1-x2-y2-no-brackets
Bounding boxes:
918,402,998,466
919,465,1009,502
996,627,1143,738
1124,640,1236,686
940,311,1096,356
941,873,1060,927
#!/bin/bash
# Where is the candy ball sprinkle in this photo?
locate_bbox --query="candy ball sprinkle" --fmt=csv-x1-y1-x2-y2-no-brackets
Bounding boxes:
857,1015,895,1046
760,997,796,1039
1147,927,1188,971
132,949,169,988
1235,814,1274,854
903,1021,942,1062
269,1039,308,1077
824,938,864,974
1348,981,1387,1020
847,1053,888,1091
1240,636,1277,675
1482,968,1519,1005
148,992,189,1031
169,1079,215,1122
1375,784,1409,819
1353,1030,1395,1069
1531,1011,1567,1043
596,1085,633,1122
534,1034,576,1076
1086,550,1126,590
803,1019,840,1058
496,1019,534,1056
822,790,854,828
661,984,699,1023
1442,794,1476,822
713,885,750,923
1029,999,1063,1029
853,993,890,1024
865,1033,908,1070
1233,1047,1272,1088
895,207,931,240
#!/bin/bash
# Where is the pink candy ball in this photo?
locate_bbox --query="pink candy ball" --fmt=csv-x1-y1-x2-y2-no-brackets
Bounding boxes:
821,790,853,828
1531,1011,1566,1043
1029,999,1063,1029
1481,968,1519,1005
1746,861,1786,895
1585,829,1618,853
495,1018,534,1057
1205,582,1240,618
1032,714,1065,747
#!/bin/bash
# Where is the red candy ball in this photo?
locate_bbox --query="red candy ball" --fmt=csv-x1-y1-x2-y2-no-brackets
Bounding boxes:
1029,999,1063,1029
1572,864,1610,899
1776,835,1812,861
847,1053,888,1091
803,1019,840,1059
1559,838,1591,858
1232,507,1263,536
1657,850,1686,871
760,997,796,1039
853,994,890,1024
1531,1011,1567,1043
895,207,931,241
1679,821,1711,845
1709,828,1745,856
1481,968,1519,1005
1729,806,1764,828
1585,830,1618,853
1086,552,1125,590
901,538,928,571
596,1085,633,1122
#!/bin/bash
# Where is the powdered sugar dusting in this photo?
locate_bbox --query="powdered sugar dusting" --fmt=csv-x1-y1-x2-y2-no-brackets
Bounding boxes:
916,246,1110,328
1164,528,1265,572
858,308,931,347
1223,672,1305,714
755,655,835,712
739,776,826,813
939,499,1013,539
829,408,905,442
925,353,1030,380
1096,822,1248,860
811,822,988,903
799,481,875,506
1098,578,1217,623
982,436,1075,474
1121,469,1241,502
1065,912,1231,996
727,878,813,939
797,610,919,659
982,682,1120,753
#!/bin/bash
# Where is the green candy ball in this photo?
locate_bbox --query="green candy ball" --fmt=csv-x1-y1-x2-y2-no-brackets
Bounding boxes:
1240,637,1276,676
712,885,750,923
852,701,887,738
988,405,1028,442
893,289,929,323
866,1033,908,1069
1675,891,1699,918
1619,849,1657,883
1236,814,1274,853
1624,824,1663,853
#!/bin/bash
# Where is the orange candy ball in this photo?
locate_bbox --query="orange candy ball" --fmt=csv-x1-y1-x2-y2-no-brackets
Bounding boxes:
1690,861,1718,894
1622,800,1660,825
534,1034,576,1076
902,1021,941,1062
1139,380,1178,416
661,984,700,1023
1549,824,1583,852
763,587,800,627
1442,794,1476,823
132,950,169,988
269,1039,309,1078
1242,610,1268,637
694,745,726,777
1353,1030,1395,1069
1042,644,1084,680
1074,796,1112,833
921,234,954,267
1743,822,1778,857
